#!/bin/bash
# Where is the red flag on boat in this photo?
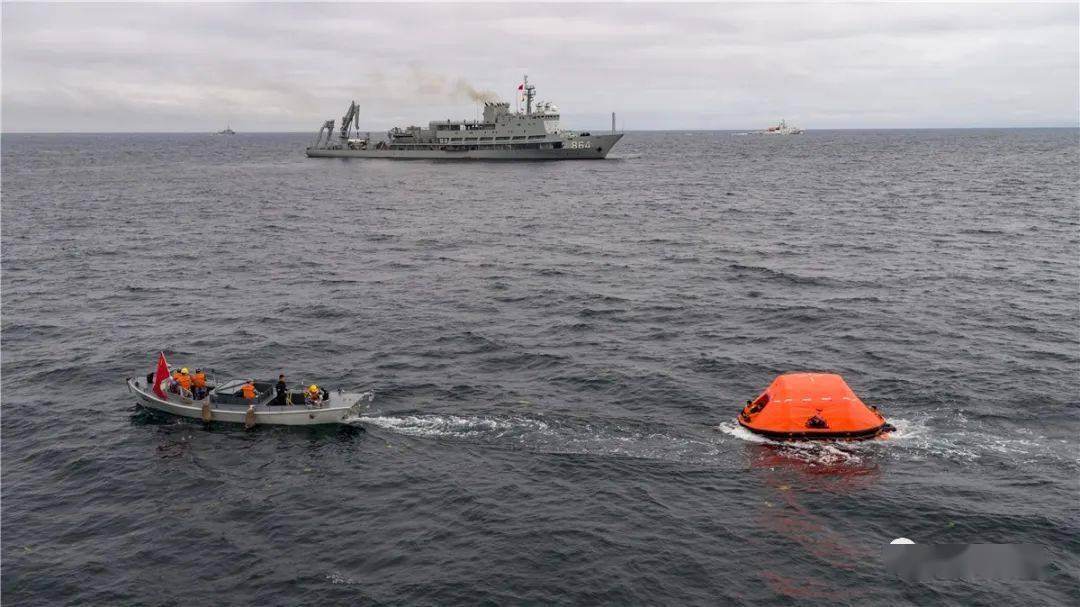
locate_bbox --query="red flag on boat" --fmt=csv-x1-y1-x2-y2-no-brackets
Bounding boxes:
152,352,170,400
517,83,524,91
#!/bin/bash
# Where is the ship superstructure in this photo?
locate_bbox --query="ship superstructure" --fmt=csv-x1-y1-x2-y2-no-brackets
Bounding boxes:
755,119,803,135
306,76,622,160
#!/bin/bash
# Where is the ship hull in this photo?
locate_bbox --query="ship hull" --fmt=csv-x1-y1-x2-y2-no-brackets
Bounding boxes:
306,134,623,160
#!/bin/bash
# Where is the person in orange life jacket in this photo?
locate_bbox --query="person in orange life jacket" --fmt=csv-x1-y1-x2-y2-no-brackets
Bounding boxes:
176,368,192,392
191,368,208,399
241,380,258,400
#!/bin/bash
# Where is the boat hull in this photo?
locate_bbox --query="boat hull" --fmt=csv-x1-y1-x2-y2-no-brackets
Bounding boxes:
126,378,367,426
306,134,623,160
737,418,889,440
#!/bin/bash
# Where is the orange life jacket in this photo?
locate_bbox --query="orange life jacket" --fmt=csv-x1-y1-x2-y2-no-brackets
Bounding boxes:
241,383,256,399
172,371,181,381
192,372,206,388
177,373,192,390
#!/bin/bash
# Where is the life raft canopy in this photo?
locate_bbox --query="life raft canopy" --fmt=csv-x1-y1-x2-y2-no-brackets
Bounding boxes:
738,373,894,440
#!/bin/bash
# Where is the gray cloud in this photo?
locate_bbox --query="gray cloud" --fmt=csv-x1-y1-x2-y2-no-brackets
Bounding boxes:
2,2,1077,132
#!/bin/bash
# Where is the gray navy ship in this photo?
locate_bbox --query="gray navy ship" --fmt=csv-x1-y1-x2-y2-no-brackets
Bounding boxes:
306,76,622,160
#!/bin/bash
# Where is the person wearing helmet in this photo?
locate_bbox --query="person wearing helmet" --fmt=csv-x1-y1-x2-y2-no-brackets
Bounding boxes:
192,369,208,399
172,367,192,397
305,384,323,407
241,379,258,400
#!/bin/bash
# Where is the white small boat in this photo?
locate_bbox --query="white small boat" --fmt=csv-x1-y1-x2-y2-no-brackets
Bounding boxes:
126,375,372,426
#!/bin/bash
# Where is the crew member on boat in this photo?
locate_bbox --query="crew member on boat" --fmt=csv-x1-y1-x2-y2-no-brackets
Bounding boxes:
305,384,323,407
169,368,182,394
241,379,258,400
274,374,288,406
175,368,193,397
192,368,207,399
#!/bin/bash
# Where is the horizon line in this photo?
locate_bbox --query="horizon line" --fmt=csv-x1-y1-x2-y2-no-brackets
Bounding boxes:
3,126,1079,135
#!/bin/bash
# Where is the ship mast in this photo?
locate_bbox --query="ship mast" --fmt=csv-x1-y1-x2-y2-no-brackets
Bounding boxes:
523,74,536,115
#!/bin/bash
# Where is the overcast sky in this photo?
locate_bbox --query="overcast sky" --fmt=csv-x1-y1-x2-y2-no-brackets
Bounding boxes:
2,2,1077,132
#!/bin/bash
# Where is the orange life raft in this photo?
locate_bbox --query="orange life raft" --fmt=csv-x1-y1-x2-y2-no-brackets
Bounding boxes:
738,373,895,440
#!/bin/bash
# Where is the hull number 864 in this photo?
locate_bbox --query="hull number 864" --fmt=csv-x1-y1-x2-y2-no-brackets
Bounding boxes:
568,140,592,149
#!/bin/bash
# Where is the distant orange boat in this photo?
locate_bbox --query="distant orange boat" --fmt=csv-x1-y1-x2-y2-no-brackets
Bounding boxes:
738,373,895,440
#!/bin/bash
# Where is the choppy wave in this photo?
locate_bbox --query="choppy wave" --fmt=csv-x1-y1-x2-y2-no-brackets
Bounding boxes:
4,130,1078,606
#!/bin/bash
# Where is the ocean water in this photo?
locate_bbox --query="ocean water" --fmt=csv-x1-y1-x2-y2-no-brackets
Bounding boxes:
2,129,1078,605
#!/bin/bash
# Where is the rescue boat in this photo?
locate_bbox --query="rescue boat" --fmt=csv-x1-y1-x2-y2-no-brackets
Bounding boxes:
126,376,372,427
126,353,372,427
738,373,895,440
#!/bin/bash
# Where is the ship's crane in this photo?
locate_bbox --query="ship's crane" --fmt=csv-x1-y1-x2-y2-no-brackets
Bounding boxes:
312,119,335,148
339,101,360,140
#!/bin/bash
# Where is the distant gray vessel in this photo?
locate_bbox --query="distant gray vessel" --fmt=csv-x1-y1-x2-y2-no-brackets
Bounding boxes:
306,76,622,160
754,119,802,135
